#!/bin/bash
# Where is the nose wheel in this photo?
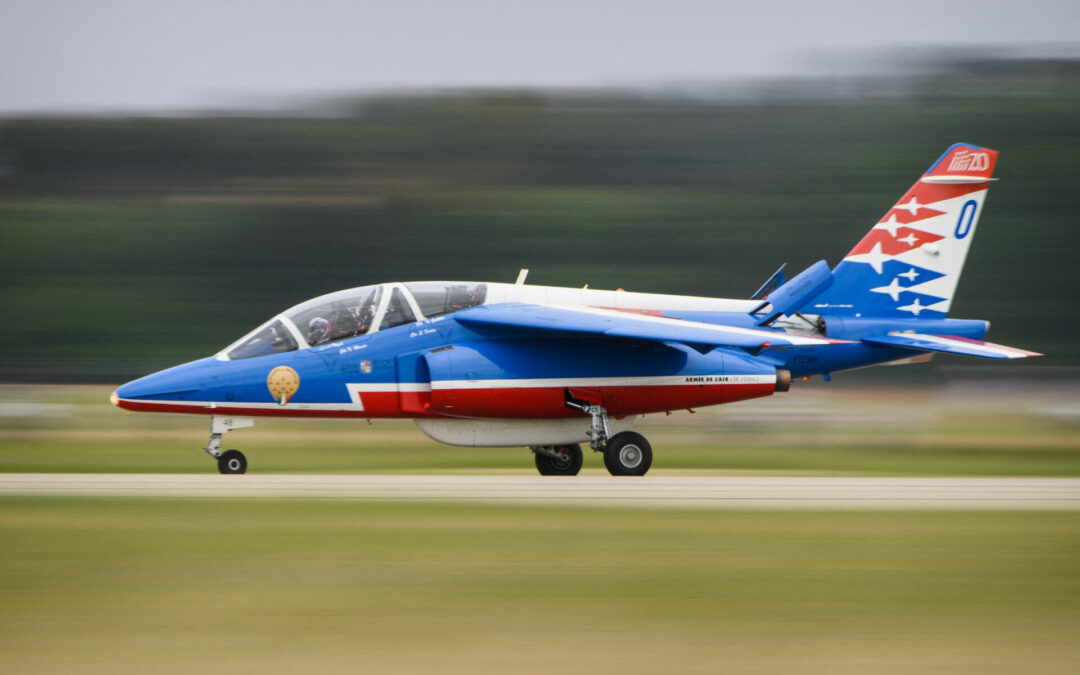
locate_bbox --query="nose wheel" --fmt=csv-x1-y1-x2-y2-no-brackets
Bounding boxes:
217,449,247,474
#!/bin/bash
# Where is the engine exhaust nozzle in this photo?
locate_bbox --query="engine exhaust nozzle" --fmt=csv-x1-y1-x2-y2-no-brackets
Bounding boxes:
775,368,791,392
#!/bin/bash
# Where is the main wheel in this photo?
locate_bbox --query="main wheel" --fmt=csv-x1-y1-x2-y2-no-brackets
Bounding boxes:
603,432,652,476
533,444,583,476
217,449,247,474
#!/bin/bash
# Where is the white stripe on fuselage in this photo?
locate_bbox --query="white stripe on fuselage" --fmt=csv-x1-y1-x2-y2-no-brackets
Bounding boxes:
117,375,774,412
427,374,775,389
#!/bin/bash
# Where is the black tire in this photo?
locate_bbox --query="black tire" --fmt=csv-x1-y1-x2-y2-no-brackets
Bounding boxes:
603,432,652,476
217,449,247,475
533,444,583,476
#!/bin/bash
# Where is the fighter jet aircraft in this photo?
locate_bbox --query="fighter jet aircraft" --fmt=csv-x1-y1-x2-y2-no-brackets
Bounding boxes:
112,143,1039,476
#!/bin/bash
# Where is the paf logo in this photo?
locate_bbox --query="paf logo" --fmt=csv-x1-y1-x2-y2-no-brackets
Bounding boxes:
947,149,990,173
267,366,300,405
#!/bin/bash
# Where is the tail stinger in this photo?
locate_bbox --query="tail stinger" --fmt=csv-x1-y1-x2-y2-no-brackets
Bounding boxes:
811,143,999,319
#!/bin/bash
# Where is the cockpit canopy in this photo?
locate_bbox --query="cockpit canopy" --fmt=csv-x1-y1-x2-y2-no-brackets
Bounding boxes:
222,282,487,360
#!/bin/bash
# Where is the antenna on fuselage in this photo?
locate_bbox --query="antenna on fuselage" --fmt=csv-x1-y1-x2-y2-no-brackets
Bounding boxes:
515,269,529,285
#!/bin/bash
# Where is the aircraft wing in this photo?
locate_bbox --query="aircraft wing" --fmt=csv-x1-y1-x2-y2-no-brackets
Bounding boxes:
455,303,846,352
862,333,1042,359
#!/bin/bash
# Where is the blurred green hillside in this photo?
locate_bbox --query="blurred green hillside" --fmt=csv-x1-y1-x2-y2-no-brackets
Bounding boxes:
2,63,1077,381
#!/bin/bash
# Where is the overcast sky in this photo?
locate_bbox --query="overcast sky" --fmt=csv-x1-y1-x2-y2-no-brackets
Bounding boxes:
1,0,1077,112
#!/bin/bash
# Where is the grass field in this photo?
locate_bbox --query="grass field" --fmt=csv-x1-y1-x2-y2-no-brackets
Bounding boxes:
1,381,1077,476
2,382,1078,673
1,499,1078,674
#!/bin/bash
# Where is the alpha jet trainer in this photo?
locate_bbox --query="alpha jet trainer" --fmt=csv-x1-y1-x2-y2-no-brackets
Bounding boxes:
112,143,1040,476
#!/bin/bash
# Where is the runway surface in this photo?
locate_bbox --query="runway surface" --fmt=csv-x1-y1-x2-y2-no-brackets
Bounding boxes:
2,474,1079,509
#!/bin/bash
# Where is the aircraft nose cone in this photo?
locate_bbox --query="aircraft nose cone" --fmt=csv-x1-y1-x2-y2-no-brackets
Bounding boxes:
112,357,219,408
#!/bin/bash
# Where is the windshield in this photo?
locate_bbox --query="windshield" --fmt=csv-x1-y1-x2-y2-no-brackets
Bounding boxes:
226,319,298,360
285,284,383,347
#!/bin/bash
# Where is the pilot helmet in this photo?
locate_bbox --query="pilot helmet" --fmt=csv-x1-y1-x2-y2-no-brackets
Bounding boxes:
308,317,331,344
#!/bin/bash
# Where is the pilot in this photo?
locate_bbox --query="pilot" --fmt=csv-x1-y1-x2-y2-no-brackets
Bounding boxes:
355,304,375,335
308,317,331,345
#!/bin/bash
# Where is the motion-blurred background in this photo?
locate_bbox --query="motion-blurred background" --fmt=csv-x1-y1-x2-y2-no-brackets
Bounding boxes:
2,2,1078,383
3,6,1080,674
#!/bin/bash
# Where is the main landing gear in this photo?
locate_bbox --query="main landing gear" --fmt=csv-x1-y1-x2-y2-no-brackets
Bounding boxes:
557,399,653,477
602,431,652,476
531,444,584,475
204,416,254,474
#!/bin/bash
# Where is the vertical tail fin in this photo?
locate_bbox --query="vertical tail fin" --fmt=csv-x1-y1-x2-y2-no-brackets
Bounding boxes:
811,143,998,318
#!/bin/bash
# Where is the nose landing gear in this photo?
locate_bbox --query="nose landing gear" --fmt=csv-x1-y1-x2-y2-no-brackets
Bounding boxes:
204,416,254,474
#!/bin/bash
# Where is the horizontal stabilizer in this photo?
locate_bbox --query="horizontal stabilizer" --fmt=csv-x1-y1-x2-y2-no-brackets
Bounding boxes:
863,333,1042,359
457,303,848,352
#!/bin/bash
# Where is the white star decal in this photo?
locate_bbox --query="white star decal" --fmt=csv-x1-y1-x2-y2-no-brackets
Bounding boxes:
898,233,919,246
898,298,926,315
845,241,890,274
871,277,905,301
897,298,943,316
897,197,925,216
875,214,903,238
899,268,920,281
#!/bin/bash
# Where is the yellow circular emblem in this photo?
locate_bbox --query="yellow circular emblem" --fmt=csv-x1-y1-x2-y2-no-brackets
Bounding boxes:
267,366,300,405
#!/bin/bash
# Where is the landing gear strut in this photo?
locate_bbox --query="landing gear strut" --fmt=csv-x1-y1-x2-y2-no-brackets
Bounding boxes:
565,399,612,450
204,416,254,474
564,397,653,476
